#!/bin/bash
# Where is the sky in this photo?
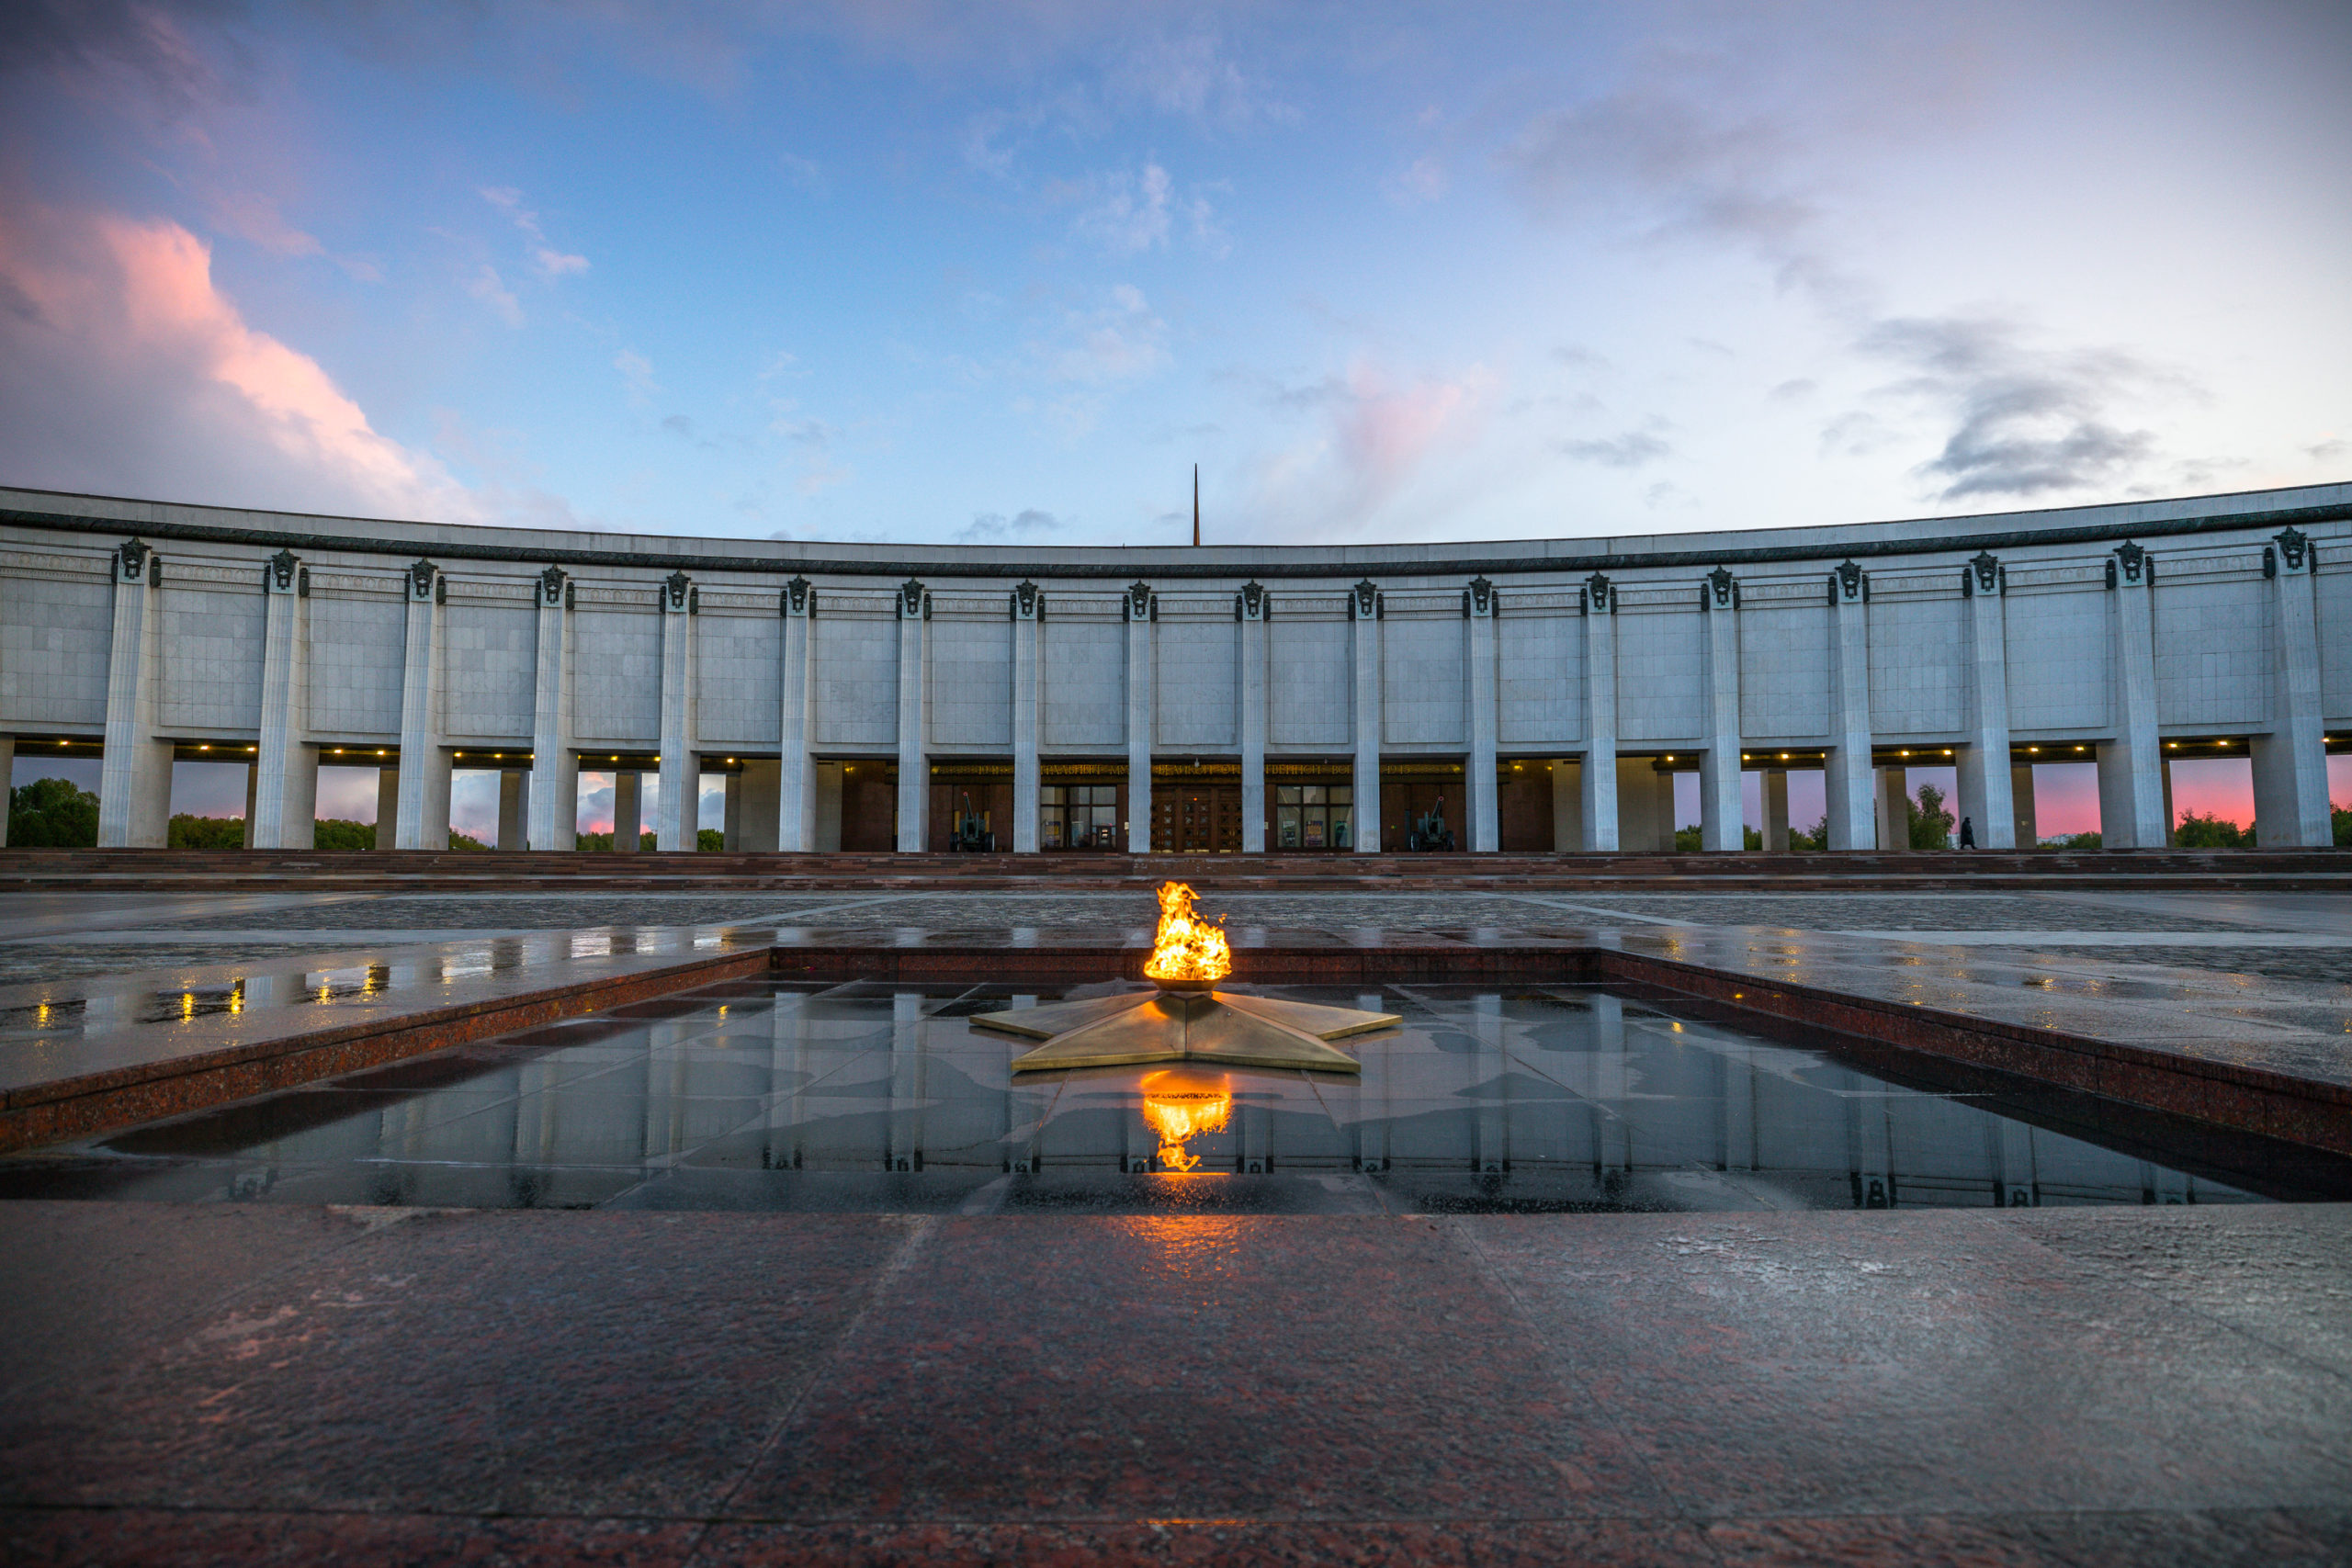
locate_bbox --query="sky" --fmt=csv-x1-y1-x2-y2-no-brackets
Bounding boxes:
4,1,2348,833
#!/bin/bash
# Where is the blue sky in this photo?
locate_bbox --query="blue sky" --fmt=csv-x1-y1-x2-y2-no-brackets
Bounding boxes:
3,0,2346,554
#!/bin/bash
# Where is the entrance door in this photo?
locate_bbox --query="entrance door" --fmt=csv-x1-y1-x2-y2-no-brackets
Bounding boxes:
1153,785,1240,852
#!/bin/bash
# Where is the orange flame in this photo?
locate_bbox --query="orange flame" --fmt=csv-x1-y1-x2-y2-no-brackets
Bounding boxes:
1142,880,1231,983
1142,1089,1233,1172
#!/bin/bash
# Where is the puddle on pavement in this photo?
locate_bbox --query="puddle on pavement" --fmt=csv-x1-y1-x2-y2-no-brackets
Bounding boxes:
9,977,2350,1213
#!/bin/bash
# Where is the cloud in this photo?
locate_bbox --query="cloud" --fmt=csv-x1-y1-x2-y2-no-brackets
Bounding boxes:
208,192,322,258
0,0,240,117
0,196,470,520
466,263,523,326
777,151,828,197
1857,314,2171,500
2307,437,2346,463
480,185,587,278
1239,356,1493,537
1106,29,1276,128
769,410,849,494
1559,428,1671,468
954,507,1061,545
1385,155,1448,206
1042,284,1170,385
614,347,659,403
1769,378,1816,402
1068,163,1223,256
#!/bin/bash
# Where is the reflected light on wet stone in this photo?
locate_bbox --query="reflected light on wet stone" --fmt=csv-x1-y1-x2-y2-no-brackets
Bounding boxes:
1140,1069,1232,1173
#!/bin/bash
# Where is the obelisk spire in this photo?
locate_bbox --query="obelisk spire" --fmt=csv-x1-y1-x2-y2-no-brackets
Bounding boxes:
1192,464,1200,547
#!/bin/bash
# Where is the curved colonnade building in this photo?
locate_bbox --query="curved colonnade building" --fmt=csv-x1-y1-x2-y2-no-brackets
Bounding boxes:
2,481,2346,854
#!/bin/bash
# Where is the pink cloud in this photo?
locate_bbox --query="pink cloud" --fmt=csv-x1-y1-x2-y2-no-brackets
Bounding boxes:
0,197,470,519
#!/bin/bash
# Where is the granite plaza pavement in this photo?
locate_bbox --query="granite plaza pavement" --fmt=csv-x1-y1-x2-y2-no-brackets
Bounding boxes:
0,883,2348,1565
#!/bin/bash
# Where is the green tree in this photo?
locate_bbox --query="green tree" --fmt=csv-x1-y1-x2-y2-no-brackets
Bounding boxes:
576,829,658,852
2335,805,2352,847
2172,810,2253,849
1909,783,1955,850
1788,816,1830,852
8,778,100,847
167,814,245,849
448,829,490,852
1671,824,1702,851
312,818,376,852
2046,830,2103,850
697,828,725,852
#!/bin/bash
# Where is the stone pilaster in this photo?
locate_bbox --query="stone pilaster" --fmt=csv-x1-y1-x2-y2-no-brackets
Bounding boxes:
1956,552,2017,849
496,771,526,850
0,736,14,848
1238,581,1267,853
1878,765,1910,852
1350,580,1382,853
1551,758,1581,851
1464,577,1499,852
527,565,577,851
1824,560,1875,850
2010,763,2039,848
613,772,641,852
737,761,780,852
1615,757,1660,851
896,577,929,852
1124,581,1154,854
249,549,317,850
1012,581,1042,854
2096,542,2166,848
1763,769,1789,852
2252,527,2331,845
779,577,816,852
1579,574,1619,851
657,570,699,852
374,766,398,852
394,559,451,851
1697,567,1743,852
97,538,172,847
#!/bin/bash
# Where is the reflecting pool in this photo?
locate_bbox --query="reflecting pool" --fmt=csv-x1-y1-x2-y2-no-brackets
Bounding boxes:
12,976,2347,1212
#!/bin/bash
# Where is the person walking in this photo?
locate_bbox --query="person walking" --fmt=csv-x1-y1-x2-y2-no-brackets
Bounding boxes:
1959,815,1976,850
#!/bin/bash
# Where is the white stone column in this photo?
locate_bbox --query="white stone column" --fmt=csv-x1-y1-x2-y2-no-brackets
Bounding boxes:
2011,763,2039,848
97,539,172,847
721,771,743,849
1698,568,1743,852
1012,581,1043,854
1238,581,1267,853
0,736,13,848
249,549,316,850
2097,542,2166,848
524,567,577,851
779,576,816,852
1465,576,1499,852
1763,770,1790,851
1350,580,1382,852
394,559,450,851
613,772,641,852
1124,581,1154,853
1580,574,1619,851
1824,561,1876,850
496,772,526,850
658,571,700,852
374,766,398,852
895,577,929,852
1878,765,1909,851
1551,758,1582,851
2252,526,2332,846
1956,553,2018,849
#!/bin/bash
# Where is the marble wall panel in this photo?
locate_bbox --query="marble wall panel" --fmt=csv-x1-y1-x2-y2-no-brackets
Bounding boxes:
2152,578,2269,730
1269,619,1351,748
1382,615,1466,746
695,614,783,748
2005,590,2109,733
1497,611,1580,746
812,615,899,748
2316,569,2352,721
1042,618,1125,750
1865,595,1962,735
158,583,264,732
1614,609,1702,741
1737,603,1830,739
928,616,1012,749
0,572,110,729
571,608,663,744
1154,618,1238,750
306,594,405,738
441,603,538,739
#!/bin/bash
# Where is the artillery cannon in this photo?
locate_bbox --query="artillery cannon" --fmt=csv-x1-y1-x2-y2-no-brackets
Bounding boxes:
1403,795,1457,852
949,793,996,852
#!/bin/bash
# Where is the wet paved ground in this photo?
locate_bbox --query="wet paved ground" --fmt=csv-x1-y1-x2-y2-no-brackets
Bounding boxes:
2,1200,2346,1565
6,976,2335,1213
